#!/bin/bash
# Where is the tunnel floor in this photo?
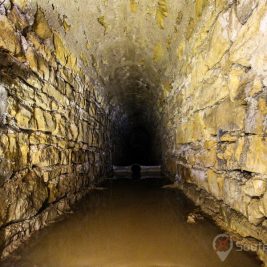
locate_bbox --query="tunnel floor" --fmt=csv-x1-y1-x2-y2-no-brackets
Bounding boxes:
2,177,260,267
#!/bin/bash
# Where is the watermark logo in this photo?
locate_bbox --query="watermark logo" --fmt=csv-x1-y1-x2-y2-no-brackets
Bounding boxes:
213,234,233,262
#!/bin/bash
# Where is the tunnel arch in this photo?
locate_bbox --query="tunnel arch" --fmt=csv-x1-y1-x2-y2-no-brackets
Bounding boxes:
106,62,163,166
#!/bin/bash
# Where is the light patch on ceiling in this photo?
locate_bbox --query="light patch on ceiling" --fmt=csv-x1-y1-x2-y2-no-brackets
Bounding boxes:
156,0,168,29
153,43,164,62
130,0,138,13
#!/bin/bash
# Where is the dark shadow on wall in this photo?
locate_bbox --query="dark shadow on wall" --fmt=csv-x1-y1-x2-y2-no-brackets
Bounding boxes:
0,228,4,260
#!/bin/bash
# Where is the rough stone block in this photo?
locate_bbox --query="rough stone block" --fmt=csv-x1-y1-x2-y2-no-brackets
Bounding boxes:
206,11,231,68
34,108,55,132
33,8,52,40
0,15,22,55
31,145,60,167
204,98,246,136
7,5,29,31
15,105,33,130
6,171,48,223
243,178,267,197
247,199,265,225
207,169,224,199
176,113,206,144
235,0,258,24
242,136,267,175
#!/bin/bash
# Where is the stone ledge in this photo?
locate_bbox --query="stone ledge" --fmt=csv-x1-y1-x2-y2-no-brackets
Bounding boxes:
175,180,267,266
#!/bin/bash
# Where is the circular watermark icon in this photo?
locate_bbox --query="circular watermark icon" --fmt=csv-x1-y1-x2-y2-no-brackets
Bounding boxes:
213,233,233,262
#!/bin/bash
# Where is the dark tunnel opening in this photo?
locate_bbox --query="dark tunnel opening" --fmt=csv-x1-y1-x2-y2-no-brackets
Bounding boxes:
111,107,161,166
112,119,161,166
104,63,162,167
128,126,151,165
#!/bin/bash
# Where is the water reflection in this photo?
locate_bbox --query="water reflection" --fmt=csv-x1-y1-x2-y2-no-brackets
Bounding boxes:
2,178,261,267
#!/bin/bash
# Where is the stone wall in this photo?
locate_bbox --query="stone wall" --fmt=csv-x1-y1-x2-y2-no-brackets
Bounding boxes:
0,1,112,259
162,0,267,263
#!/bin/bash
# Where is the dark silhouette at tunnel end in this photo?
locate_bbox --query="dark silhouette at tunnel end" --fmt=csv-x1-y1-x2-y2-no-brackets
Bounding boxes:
129,126,151,165
112,124,161,166
131,164,141,179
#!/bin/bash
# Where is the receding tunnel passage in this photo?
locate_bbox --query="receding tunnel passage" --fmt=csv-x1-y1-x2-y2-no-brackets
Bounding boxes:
113,123,157,166
110,67,162,166
1,0,267,266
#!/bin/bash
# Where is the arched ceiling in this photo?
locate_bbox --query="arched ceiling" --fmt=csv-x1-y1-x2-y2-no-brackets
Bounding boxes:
19,0,193,104
13,0,204,164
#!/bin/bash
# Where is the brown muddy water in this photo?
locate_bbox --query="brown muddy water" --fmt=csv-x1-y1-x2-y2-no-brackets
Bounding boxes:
1,178,261,267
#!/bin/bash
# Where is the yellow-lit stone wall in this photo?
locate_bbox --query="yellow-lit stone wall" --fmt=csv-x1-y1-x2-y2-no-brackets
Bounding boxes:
0,1,112,258
161,0,267,262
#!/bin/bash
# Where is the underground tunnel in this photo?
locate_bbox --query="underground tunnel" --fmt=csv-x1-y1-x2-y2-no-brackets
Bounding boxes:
0,0,267,266
110,67,162,166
